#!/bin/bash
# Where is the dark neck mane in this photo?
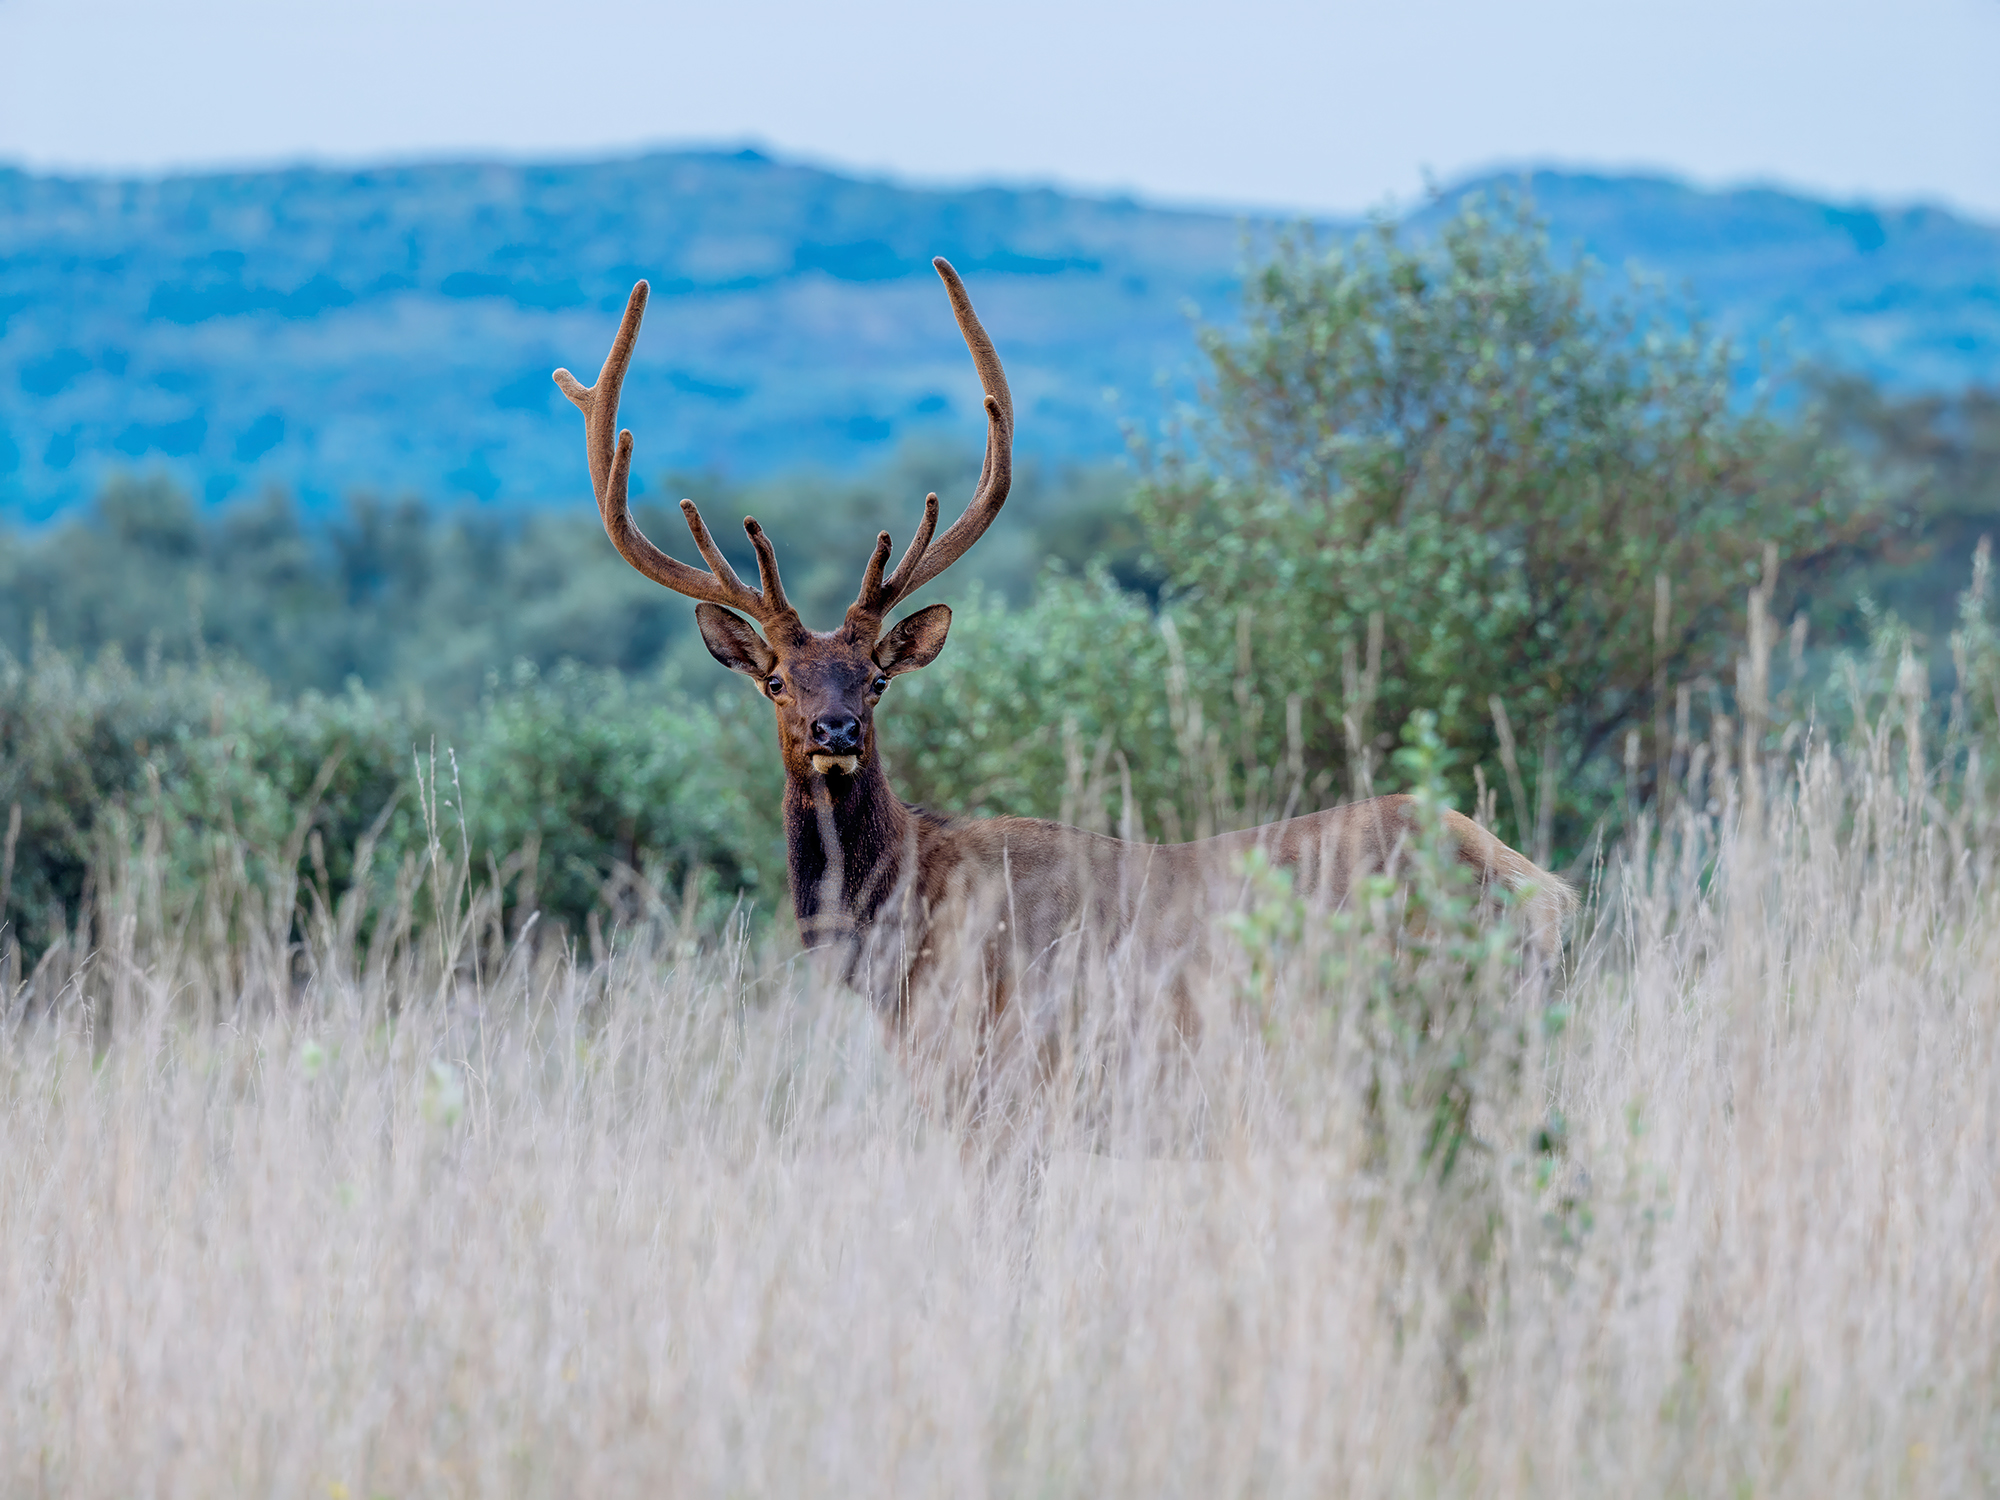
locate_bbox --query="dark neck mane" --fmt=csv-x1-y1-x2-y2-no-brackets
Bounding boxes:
783,750,921,947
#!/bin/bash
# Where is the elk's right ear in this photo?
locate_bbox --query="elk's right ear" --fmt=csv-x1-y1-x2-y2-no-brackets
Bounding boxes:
695,603,776,679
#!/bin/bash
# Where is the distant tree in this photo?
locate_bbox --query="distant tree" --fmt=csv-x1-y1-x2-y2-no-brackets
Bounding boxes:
0,450,1135,709
1127,193,1878,853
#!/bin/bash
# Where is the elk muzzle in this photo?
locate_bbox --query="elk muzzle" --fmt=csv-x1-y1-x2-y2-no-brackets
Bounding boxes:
809,713,862,775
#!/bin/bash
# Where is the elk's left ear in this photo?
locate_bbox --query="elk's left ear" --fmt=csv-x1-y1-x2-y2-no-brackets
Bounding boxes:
874,603,951,677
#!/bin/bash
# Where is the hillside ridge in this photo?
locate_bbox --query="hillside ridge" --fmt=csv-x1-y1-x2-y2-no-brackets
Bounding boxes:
1,150,1994,516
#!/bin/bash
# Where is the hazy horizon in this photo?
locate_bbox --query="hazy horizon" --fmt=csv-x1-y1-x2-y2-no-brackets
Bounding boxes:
2,0,1994,220
5,141,1995,230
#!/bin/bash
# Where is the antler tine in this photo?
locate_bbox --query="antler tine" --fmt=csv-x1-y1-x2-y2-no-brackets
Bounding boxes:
882,491,941,597
743,518,794,617
847,491,939,630
855,531,894,608
553,281,649,524
556,282,800,630
676,499,760,600
597,432,758,613
886,259,1014,601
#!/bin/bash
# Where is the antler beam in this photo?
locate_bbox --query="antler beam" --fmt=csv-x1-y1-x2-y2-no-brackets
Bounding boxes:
553,282,800,631
846,257,1014,629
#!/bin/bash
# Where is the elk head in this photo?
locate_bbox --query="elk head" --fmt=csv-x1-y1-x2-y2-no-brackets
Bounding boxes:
553,258,1013,784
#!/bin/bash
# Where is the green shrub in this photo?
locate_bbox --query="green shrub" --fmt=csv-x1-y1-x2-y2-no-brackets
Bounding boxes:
1130,193,1878,857
0,644,429,952
0,644,789,956
881,574,1168,823
1954,538,2000,745
461,661,784,932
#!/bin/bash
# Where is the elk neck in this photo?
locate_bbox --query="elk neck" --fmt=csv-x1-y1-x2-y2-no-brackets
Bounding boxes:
782,745,920,940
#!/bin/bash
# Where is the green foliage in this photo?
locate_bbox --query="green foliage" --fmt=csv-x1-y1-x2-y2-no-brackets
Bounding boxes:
1363,714,1528,1176
1220,848,1305,1016
1134,193,1878,857
0,455,1134,710
1952,538,2000,744
1811,376,2000,688
1329,713,1532,1183
9,195,1997,967
0,644,788,955
880,572,1173,824
884,567,1338,842
0,477,676,702
1215,710,1555,1187
462,661,784,929
0,645,423,951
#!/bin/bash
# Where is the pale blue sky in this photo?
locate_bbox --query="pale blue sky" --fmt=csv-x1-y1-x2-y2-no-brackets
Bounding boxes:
1,0,1996,217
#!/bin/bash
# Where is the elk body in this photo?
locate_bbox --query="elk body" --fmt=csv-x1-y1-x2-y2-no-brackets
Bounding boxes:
554,260,1573,1137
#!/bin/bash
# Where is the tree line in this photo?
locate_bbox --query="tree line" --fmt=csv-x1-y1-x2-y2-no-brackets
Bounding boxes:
3,193,1996,953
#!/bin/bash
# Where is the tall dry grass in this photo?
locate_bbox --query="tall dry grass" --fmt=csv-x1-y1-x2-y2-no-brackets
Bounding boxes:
2,669,1998,1497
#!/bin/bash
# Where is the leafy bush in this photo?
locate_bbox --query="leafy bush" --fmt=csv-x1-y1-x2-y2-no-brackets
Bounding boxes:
1952,538,2000,745
0,646,423,951
0,645,791,956
1128,193,1878,856
462,661,784,931
882,574,1170,824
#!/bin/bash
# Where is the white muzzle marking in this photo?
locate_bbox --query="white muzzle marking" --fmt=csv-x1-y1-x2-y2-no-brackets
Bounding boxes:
809,754,861,777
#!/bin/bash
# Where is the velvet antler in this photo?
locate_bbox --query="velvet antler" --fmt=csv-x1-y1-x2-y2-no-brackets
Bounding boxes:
554,282,801,636
845,257,1014,633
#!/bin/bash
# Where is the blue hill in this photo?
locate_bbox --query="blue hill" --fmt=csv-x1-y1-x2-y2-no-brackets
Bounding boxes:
1462,172,2000,389
0,151,1994,517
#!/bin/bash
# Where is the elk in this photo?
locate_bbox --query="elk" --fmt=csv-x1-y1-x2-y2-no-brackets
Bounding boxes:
554,258,1573,1139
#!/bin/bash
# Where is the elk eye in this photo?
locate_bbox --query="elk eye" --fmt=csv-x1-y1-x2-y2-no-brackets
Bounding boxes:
766,676,784,696
872,676,889,694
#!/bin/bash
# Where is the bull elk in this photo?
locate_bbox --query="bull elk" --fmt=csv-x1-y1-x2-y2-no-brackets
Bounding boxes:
554,259,1573,1139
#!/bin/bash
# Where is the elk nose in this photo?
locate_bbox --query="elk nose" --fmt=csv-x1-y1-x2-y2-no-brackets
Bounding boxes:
810,714,861,752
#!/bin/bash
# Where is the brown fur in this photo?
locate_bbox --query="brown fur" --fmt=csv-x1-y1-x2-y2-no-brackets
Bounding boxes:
554,257,1575,1134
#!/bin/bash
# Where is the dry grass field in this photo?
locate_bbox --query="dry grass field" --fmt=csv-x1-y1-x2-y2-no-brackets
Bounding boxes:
2,700,1997,1497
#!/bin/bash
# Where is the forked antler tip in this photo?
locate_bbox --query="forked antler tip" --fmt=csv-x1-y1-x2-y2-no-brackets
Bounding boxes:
559,282,799,627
